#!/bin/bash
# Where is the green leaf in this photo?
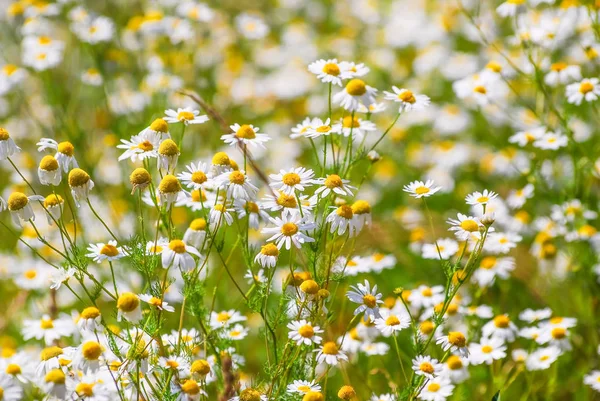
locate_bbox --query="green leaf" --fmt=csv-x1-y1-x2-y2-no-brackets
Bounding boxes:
492,391,501,401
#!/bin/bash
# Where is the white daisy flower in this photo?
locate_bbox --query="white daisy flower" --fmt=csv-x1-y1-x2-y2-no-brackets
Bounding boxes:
421,238,459,260
436,331,468,357
208,203,234,230
412,355,443,379
287,320,324,346
544,62,581,86
403,180,441,199
332,115,377,140
117,131,161,162
6,192,44,226
333,79,377,112
468,336,507,365
287,380,321,394
254,243,279,268
140,294,175,312
224,324,249,341
417,376,455,401
221,124,270,149
308,58,348,86
261,214,316,250
164,107,209,125
374,308,410,336
312,174,356,198
162,239,201,270
269,167,315,195
447,213,483,241
566,78,600,105
36,138,78,172
0,128,20,160
178,161,212,190
37,155,61,186
315,341,348,366
326,205,360,237
482,314,518,342
86,240,126,263
214,170,258,200
383,86,431,112
117,292,142,323
210,310,247,330
533,132,568,150
346,279,383,320
77,306,101,333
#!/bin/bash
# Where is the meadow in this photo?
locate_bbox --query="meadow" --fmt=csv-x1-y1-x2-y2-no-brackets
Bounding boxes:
0,0,599,400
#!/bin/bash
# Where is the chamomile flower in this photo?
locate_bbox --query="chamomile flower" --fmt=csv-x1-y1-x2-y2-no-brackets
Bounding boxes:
72,340,107,372
346,280,383,320
0,128,20,161
0,374,23,401
525,346,562,371
210,310,247,330
333,79,377,111
442,355,470,383
178,162,212,190
269,167,315,195
287,320,324,346
235,13,269,40
86,240,126,263
408,285,445,309
140,294,175,312
183,219,208,248
214,170,258,200
436,331,468,357
304,118,337,138
158,175,186,209
482,314,518,342
6,192,44,226
496,0,526,17
374,308,410,336
287,380,321,394
234,199,268,230
465,189,497,208
383,87,430,112
261,214,316,250
164,107,209,125
447,213,483,240
68,168,94,206
162,239,201,270
77,307,101,333
412,355,443,379
333,115,377,140
208,204,234,230
533,132,568,150
509,127,547,147
37,138,78,172
468,337,507,365
38,155,61,186
308,59,348,86
224,324,249,341
315,341,348,366
221,124,271,149
291,117,317,139
544,62,581,86
116,292,142,323
566,78,600,105
519,308,553,323
507,184,534,209
81,68,103,86
370,394,396,401
421,238,459,260
472,256,515,287
255,243,280,268
22,314,73,344
158,139,180,172
117,131,161,162
584,370,600,392
313,174,356,198
403,180,441,199
229,388,268,401
417,377,454,401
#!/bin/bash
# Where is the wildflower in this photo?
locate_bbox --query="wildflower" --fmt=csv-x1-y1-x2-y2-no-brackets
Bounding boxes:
326,205,359,237
68,168,94,206
0,128,20,160
164,107,209,125
417,377,454,401
496,0,526,17
408,285,445,309
287,380,321,394
544,62,581,86
36,155,61,186
305,118,337,138
6,192,44,226
77,306,101,332
525,346,562,371
178,161,212,190
158,138,180,171
383,87,431,112
117,292,142,322
22,314,73,345
215,170,258,200
584,370,600,392
313,174,356,198
0,374,23,401
468,337,507,365
436,331,468,357
140,294,175,312
183,218,207,248
211,152,234,175
269,167,315,195
117,130,161,162
509,127,546,147
315,341,348,365
235,13,269,40
447,213,483,240
403,180,441,198
472,256,515,287
162,239,201,270
43,368,66,399
346,280,383,320
255,243,279,268
333,78,377,111
422,238,459,260
566,78,600,105
287,320,324,346
303,391,325,401
37,138,78,172
224,324,249,340
261,214,316,250
533,132,568,150
210,310,247,330
72,340,105,372
333,115,377,140
129,167,152,194
442,355,470,383
374,308,410,336
234,199,268,229
482,314,518,342
81,68,103,86
308,59,348,86
86,240,126,262
158,175,185,209
221,123,271,149
208,203,234,229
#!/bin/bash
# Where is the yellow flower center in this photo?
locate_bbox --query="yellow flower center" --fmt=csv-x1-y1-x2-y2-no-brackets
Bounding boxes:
158,139,179,156
169,239,187,253
363,294,377,308
150,118,169,133
181,380,200,394
281,222,299,236
261,243,279,256
322,63,340,76
322,342,339,355
551,327,567,339
480,256,497,269
41,346,63,361
298,385,311,392
324,174,343,189
117,292,140,312
68,168,90,188
580,81,594,94
300,279,319,294
2,64,18,76
473,85,487,94
385,315,400,326
415,186,430,195
550,62,567,72
239,389,262,401
448,331,466,347
190,359,210,375
0,128,9,140
100,244,119,257
75,383,95,397
346,79,367,96
236,124,256,139
447,355,463,370
352,200,371,214
493,315,510,328
177,111,195,121
190,218,207,231
212,152,230,165
44,369,65,384
40,318,54,329
130,168,151,186
57,141,75,156
398,90,416,104
427,383,441,392
229,171,245,185
419,362,434,374
460,219,479,232
420,321,434,334
486,61,503,73
277,193,297,208
39,155,59,171
191,171,207,184
342,116,360,128
282,172,301,186
336,205,353,219
7,192,28,211
421,287,433,297
298,324,315,338
137,140,154,152
81,306,101,319
166,359,180,369
158,175,181,193
477,196,489,203
316,125,331,133
5,363,21,375
481,345,493,353
82,341,102,360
